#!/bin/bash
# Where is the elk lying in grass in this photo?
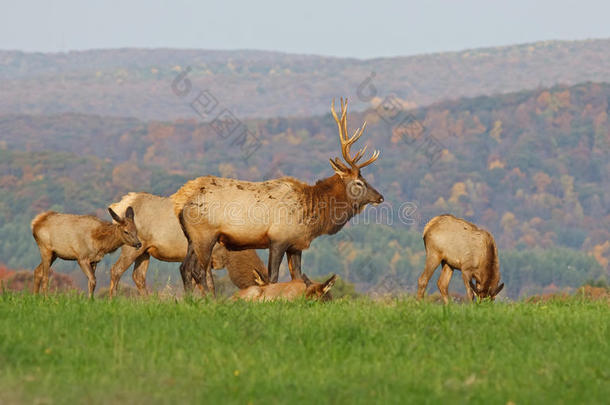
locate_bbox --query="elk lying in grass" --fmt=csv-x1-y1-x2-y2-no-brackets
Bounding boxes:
234,270,336,301
31,208,141,297
108,192,267,297
173,98,383,294
417,214,504,304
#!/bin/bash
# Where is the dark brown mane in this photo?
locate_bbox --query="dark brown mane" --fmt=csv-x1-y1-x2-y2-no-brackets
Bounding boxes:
483,236,500,292
305,174,355,236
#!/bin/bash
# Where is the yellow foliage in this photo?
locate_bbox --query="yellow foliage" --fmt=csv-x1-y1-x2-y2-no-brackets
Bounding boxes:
488,159,505,169
489,120,502,142
449,182,467,204
533,172,552,193
555,90,571,108
390,250,401,266
537,91,552,107
440,149,455,162
434,197,448,210
591,241,610,268
501,212,517,230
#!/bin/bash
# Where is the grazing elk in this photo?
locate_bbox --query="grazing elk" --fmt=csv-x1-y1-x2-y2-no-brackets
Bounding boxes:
417,214,504,304
173,98,383,294
107,192,268,297
234,270,336,301
31,208,141,297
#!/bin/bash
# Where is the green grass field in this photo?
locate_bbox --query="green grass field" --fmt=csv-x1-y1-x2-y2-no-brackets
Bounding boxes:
0,293,608,404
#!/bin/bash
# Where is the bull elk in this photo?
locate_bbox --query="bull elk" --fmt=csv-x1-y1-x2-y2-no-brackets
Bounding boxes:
234,270,336,301
172,98,382,294
31,208,141,297
417,214,504,304
107,192,267,297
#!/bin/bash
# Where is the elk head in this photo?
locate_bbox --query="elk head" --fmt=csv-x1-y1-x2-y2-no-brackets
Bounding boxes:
469,279,504,301
108,206,141,249
302,274,337,301
329,98,383,211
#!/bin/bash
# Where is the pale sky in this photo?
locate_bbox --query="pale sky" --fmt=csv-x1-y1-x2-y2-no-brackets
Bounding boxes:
1,0,609,58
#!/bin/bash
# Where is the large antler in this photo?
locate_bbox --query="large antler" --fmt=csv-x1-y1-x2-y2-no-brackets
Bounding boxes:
330,98,379,172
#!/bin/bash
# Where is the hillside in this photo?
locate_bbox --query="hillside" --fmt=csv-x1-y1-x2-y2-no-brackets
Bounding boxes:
0,82,608,297
2,39,610,120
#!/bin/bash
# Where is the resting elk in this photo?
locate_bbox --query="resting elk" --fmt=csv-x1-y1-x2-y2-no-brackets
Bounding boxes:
172,98,383,294
31,208,141,297
417,214,504,304
234,270,336,301
107,192,268,297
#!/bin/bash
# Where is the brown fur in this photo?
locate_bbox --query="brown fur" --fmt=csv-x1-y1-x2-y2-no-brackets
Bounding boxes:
417,214,504,304
234,272,336,302
31,209,140,297
108,192,267,297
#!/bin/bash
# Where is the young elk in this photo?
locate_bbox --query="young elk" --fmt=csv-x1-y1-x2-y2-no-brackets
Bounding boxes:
417,214,504,304
107,192,267,297
31,208,141,297
234,270,336,302
173,98,383,294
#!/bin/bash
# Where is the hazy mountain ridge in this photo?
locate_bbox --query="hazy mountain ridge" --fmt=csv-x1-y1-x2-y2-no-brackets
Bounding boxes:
2,39,610,120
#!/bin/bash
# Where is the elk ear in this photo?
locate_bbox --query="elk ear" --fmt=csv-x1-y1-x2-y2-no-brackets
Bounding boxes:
125,206,135,220
301,274,313,287
493,283,504,296
469,279,480,295
252,269,266,286
108,207,122,223
322,274,337,294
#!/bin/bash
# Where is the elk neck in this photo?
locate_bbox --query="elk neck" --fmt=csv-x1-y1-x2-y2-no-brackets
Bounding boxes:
480,238,501,293
302,174,358,237
92,221,125,254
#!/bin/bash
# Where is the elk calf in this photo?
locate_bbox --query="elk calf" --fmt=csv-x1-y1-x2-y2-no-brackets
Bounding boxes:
235,271,336,302
31,207,141,297
417,214,504,304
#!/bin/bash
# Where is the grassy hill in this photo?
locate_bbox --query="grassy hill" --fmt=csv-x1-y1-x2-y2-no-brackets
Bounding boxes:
1,294,608,403
2,39,610,120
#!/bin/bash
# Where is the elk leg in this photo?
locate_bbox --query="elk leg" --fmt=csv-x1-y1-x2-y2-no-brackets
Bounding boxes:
268,244,287,283
180,241,199,294
33,264,43,293
35,249,55,294
132,252,150,296
204,260,215,297
416,251,441,300
77,259,96,299
41,251,56,294
109,246,141,298
287,250,302,280
437,263,453,305
189,236,217,296
461,271,475,302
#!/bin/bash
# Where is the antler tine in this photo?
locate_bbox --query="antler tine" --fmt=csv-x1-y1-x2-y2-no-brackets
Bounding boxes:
331,98,347,142
340,97,348,142
355,149,380,169
329,157,350,173
331,98,379,171
351,144,368,164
